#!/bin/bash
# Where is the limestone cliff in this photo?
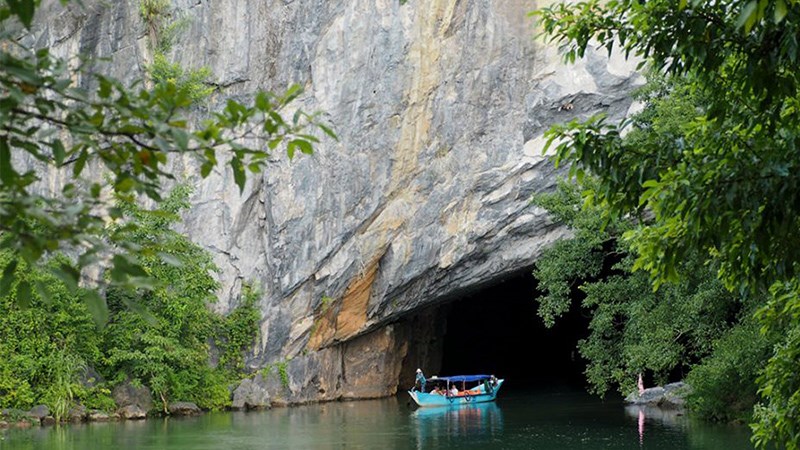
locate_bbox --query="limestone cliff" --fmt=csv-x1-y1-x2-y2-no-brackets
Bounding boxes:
31,0,641,402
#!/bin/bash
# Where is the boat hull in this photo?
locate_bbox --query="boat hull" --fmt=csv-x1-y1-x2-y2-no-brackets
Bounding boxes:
408,379,504,407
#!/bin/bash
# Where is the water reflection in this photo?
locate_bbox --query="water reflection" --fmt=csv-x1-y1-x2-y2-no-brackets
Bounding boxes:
412,402,503,448
624,404,687,429
0,391,754,450
625,403,691,448
624,404,754,449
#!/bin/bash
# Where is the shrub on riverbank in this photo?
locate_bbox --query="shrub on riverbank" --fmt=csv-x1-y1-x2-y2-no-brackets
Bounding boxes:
0,256,104,414
0,186,259,416
686,321,774,422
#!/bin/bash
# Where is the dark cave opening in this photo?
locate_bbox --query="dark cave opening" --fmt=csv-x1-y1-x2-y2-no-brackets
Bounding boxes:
437,270,589,392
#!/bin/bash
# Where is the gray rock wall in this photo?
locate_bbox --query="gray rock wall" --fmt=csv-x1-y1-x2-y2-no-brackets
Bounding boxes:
31,0,642,401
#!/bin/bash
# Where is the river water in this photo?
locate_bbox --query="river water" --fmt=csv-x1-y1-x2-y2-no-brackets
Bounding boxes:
0,388,753,449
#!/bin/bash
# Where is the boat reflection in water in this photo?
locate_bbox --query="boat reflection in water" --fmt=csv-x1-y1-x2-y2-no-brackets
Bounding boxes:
412,402,503,448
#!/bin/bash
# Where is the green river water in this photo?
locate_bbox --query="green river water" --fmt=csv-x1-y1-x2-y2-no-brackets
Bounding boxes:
0,389,753,449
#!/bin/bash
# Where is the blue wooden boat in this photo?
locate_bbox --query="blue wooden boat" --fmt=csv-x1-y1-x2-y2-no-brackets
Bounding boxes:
408,374,504,407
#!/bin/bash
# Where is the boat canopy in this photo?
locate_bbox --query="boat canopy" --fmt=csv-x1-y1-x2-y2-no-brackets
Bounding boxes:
427,375,492,383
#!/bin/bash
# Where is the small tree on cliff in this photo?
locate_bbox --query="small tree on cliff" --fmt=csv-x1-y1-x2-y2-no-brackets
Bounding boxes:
0,1,334,322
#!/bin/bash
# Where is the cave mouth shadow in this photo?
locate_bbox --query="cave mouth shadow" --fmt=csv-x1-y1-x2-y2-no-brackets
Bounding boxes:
437,270,589,393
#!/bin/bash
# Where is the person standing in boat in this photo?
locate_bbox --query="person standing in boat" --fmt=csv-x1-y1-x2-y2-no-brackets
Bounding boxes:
415,368,426,392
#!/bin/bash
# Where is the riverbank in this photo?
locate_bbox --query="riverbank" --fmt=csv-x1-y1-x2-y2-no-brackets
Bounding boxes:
1,376,255,429
0,401,204,429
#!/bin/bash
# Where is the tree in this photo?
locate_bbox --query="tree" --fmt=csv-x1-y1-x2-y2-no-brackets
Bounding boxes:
534,0,800,447
0,185,262,415
0,0,334,322
532,178,764,420
101,185,259,412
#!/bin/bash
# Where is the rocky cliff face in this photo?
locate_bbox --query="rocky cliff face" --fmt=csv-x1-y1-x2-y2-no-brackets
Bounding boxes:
32,0,641,403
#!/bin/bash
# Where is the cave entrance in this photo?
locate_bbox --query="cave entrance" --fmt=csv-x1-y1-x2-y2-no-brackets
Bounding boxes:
437,270,588,391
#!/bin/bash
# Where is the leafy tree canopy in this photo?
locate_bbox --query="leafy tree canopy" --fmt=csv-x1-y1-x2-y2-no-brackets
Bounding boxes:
532,178,758,409
536,0,800,292
0,0,334,321
534,0,800,447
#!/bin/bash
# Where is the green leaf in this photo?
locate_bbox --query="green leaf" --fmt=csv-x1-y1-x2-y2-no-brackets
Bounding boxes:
736,1,758,31
157,252,183,267
52,139,66,166
16,280,32,308
231,157,246,193
0,138,14,185
120,296,158,326
115,176,136,193
98,76,112,99
173,129,189,151
33,280,51,304
7,0,36,28
73,149,88,177
0,260,18,298
774,0,787,23
283,84,303,103
290,139,314,155
200,162,213,178
318,124,338,140
255,92,271,111
50,262,80,293
287,141,296,159
297,134,320,144
110,254,149,282
83,290,109,328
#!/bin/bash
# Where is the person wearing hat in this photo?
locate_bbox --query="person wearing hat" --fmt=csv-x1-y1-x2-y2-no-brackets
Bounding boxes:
415,368,426,392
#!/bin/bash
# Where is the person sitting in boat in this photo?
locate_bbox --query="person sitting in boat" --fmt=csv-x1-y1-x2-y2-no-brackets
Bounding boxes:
431,386,443,395
415,368,426,392
449,385,459,396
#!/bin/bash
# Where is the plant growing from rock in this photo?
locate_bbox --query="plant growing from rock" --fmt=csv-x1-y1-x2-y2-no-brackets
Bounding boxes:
139,0,213,103
216,283,260,373
148,53,214,103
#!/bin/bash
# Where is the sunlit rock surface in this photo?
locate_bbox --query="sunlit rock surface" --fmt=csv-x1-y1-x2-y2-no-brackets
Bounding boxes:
33,0,642,402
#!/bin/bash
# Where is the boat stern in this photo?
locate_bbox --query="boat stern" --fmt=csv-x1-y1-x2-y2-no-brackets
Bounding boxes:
408,390,422,406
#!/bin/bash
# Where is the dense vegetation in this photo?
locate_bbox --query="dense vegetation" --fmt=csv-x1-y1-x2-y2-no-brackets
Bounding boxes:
0,0,327,419
533,177,773,422
0,186,259,417
535,0,800,447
